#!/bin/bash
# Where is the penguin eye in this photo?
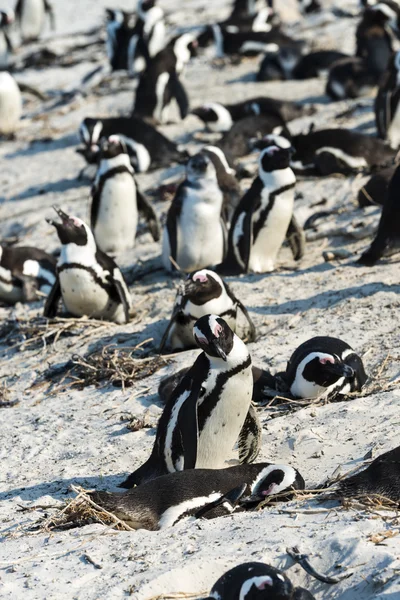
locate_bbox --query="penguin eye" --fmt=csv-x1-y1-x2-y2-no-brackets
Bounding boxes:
319,357,334,365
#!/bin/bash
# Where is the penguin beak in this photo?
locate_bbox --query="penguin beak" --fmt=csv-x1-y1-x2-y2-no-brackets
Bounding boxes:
324,362,354,378
46,206,73,228
211,339,227,361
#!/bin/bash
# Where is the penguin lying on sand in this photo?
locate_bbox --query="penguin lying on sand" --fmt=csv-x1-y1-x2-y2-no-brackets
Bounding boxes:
375,51,400,149
78,115,187,172
121,315,259,487
358,162,400,264
91,135,160,254
288,128,396,176
92,462,305,530
162,151,226,273
159,269,256,352
220,135,303,275
0,245,56,304
0,10,13,69
340,445,400,503
256,45,302,81
191,97,314,133
292,50,349,80
205,562,315,600
15,0,55,43
357,165,395,207
0,72,22,137
44,208,133,324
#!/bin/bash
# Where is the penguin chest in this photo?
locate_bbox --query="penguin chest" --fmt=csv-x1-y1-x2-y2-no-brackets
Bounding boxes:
20,0,45,40
59,268,117,320
176,196,224,272
0,74,22,134
387,102,400,149
93,174,138,254
196,366,253,469
249,186,294,273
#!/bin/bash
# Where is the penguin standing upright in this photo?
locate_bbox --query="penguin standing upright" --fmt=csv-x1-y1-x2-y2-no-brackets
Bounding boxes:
90,462,305,530
202,145,241,224
206,562,315,600
44,208,133,324
358,162,400,264
133,33,197,123
121,315,259,487
375,51,400,149
106,9,134,72
221,135,302,274
15,0,55,43
128,2,166,76
0,245,56,304
91,136,160,254
0,72,22,136
162,151,226,273
159,269,255,352
0,11,14,69
282,336,368,401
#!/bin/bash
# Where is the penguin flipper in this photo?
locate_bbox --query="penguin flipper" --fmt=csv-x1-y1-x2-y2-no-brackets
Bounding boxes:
136,186,161,242
166,184,185,269
170,73,189,119
224,281,256,342
194,483,247,519
44,0,56,30
158,367,191,403
177,380,200,470
112,269,131,323
286,214,305,261
238,404,262,464
90,183,100,230
43,278,61,318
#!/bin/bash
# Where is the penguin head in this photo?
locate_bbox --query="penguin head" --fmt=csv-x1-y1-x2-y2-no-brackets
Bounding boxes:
209,563,294,600
184,269,225,304
99,135,128,159
191,103,233,132
298,352,355,391
193,315,234,361
187,152,217,183
250,133,292,152
105,8,126,25
79,118,104,148
0,10,14,26
138,0,156,14
249,464,305,500
258,137,295,173
47,207,95,249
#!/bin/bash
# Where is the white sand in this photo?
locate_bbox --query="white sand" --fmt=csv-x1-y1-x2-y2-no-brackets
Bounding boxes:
1,0,399,598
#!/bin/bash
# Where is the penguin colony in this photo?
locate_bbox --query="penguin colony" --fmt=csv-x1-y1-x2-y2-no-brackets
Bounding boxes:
1,0,400,598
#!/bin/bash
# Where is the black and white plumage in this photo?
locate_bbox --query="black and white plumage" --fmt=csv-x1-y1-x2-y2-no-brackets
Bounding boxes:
91,135,160,254
121,315,257,487
202,146,241,223
356,5,394,75
127,3,166,77
221,135,303,274
132,33,198,123
78,116,187,172
44,208,133,324
0,245,56,305
358,162,400,264
105,9,134,72
290,128,396,175
357,165,395,207
0,10,14,69
191,97,314,133
283,336,368,401
375,51,400,149
256,46,302,81
340,445,400,503
206,562,315,600
15,0,55,43
0,72,22,136
292,50,349,80
91,462,305,530
326,57,377,100
159,269,255,352
162,152,226,273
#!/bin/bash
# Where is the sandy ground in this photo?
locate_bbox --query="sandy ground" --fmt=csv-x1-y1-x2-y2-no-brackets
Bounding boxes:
1,0,400,598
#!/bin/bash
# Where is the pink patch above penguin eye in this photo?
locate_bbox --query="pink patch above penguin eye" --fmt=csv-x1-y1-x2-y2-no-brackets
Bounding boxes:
265,146,280,155
193,273,208,283
108,135,119,144
256,577,273,590
213,323,223,337
261,483,276,496
319,357,334,365
195,335,208,345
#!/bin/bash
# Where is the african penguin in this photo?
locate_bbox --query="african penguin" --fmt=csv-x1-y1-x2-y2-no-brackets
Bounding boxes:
132,33,197,123
202,145,241,224
229,0,270,19
283,336,368,401
206,562,315,600
127,3,166,77
289,128,396,176
162,151,226,273
357,165,395,207
121,315,257,487
159,269,256,352
375,51,400,149
340,445,400,503
0,72,22,137
0,245,56,305
15,0,55,43
92,462,304,530
292,50,349,80
358,162,400,264
256,46,302,81
0,11,13,69
223,5,275,33
106,9,135,72
44,208,133,324
191,97,313,133
221,135,302,275
356,5,394,76
326,57,378,101
91,135,160,254
78,115,187,172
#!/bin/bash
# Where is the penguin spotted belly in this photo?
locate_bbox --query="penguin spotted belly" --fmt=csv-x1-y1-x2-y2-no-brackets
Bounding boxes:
196,365,253,468
20,0,45,40
94,175,138,254
249,187,294,273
